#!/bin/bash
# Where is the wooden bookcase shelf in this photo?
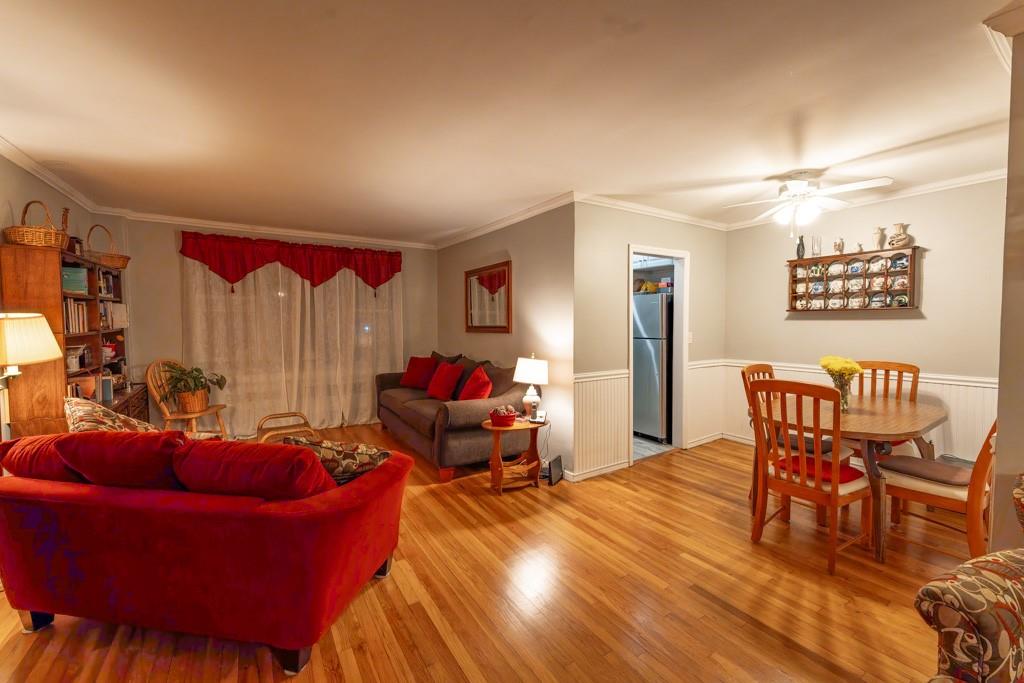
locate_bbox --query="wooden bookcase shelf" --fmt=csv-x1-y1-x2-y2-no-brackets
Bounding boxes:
787,246,919,313
0,245,132,437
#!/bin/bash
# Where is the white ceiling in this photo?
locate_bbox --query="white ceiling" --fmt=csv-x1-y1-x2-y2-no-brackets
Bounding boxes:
0,1,1010,245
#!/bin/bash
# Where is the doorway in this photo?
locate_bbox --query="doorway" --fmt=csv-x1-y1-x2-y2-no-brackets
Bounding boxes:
628,246,690,464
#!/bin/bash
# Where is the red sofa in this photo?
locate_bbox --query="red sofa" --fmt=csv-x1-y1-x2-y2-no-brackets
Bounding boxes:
0,432,413,674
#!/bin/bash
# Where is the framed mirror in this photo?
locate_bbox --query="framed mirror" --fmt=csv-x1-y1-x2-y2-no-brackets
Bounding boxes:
465,260,511,333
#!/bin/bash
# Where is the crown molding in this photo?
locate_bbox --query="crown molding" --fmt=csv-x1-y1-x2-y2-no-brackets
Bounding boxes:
0,134,101,212
984,25,1013,73
433,191,577,249
726,168,1008,231
986,0,1024,38
574,194,728,231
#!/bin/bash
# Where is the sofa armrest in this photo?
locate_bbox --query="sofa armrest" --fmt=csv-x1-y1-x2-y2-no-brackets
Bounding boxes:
915,549,1024,682
375,372,404,400
438,385,529,430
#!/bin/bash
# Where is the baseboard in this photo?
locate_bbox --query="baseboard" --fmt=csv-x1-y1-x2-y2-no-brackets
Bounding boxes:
685,433,724,448
722,432,754,446
564,460,628,482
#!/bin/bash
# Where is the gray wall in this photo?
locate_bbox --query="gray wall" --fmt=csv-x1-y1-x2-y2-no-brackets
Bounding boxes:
725,180,1006,377
122,221,438,382
436,204,575,467
573,202,728,372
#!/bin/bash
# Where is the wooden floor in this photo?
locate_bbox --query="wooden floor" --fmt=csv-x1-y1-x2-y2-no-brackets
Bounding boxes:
0,426,966,682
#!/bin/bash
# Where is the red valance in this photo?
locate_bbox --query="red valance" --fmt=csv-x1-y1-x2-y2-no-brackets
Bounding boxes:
476,271,507,295
179,231,402,289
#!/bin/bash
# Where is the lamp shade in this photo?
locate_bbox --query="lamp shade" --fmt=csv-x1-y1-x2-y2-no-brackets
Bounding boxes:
513,356,548,386
0,313,62,367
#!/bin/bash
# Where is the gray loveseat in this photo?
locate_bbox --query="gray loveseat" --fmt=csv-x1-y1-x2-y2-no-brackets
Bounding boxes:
376,354,530,481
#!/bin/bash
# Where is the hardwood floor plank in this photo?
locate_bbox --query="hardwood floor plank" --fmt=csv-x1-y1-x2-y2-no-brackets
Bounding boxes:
0,428,959,681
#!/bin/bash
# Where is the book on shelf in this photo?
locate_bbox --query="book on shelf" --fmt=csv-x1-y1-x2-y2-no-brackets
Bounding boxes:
61,266,89,295
63,299,90,334
98,272,118,298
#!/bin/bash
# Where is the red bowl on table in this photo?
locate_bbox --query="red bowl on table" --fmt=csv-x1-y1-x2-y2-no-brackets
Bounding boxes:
489,410,516,427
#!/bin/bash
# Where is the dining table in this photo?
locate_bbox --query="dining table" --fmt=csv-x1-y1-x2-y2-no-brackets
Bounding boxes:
756,393,948,562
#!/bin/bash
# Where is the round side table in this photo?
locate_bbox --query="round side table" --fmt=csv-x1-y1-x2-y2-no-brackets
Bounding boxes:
481,419,547,494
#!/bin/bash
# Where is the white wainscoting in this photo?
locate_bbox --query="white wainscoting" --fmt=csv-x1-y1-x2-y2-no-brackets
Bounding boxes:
712,359,998,461
685,360,728,448
569,370,631,481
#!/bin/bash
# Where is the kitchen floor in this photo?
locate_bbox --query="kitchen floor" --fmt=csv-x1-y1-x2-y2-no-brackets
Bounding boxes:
633,435,673,460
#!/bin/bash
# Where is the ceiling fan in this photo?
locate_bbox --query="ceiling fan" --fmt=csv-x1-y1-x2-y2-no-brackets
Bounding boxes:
725,169,894,236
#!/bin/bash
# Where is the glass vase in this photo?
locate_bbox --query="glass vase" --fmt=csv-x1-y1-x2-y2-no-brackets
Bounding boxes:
833,378,851,413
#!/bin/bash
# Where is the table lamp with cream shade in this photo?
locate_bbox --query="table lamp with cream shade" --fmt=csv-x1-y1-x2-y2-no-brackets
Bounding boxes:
0,313,62,377
513,354,548,421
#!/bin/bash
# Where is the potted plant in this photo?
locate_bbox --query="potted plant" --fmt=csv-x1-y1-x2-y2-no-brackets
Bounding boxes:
163,364,227,413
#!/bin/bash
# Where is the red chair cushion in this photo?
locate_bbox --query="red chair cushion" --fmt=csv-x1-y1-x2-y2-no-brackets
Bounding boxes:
400,356,438,389
776,456,864,484
426,362,463,401
55,431,186,489
173,439,336,500
457,366,493,400
0,434,82,482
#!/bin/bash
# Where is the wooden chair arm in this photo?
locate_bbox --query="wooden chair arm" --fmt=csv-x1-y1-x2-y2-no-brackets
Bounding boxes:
256,412,312,430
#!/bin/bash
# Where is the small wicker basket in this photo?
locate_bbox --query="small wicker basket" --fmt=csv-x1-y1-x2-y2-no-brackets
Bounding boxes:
177,389,210,414
3,200,69,249
85,224,130,269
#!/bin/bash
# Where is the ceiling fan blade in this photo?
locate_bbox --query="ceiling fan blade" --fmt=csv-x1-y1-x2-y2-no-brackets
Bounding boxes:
811,196,851,211
816,177,894,196
753,203,790,222
724,197,784,209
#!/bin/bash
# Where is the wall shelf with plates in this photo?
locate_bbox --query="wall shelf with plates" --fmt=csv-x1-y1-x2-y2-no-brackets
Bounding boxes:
787,246,918,313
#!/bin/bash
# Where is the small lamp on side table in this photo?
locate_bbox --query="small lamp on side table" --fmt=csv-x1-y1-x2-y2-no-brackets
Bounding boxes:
513,353,548,421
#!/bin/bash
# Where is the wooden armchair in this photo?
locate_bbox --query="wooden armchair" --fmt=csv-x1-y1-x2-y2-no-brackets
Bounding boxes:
145,359,227,437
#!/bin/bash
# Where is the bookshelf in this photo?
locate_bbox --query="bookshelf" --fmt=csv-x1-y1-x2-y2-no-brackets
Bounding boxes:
0,245,135,437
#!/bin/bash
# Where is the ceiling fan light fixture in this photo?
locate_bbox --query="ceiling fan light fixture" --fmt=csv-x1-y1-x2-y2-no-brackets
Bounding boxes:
773,203,796,226
795,201,822,226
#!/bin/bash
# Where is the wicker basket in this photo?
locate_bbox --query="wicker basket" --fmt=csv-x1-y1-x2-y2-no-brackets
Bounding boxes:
3,200,69,249
85,224,130,269
177,389,210,414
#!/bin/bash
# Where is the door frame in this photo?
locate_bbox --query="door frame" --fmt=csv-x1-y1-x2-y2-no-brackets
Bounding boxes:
627,245,691,465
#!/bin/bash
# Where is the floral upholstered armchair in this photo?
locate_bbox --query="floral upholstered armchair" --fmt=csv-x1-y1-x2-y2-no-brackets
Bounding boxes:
914,475,1024,683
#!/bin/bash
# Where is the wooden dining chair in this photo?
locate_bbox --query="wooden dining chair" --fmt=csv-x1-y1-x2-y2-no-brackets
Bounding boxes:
145,359,228,437
848,360,923,457
749,379,871,574
883,421,997,558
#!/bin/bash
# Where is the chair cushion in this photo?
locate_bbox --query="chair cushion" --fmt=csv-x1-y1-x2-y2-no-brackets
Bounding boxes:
380,387,428,414
284,437,391,485
0,434,84,482
483,362,517,396
458,366,493,400
399,399,443,437
400,356,438,389
879,455,972,486
879,468,970,502
173,439,336,500
64,396,159,432
775,450,861,483
777,433,833,454
55,431,186,489
427,362,463,401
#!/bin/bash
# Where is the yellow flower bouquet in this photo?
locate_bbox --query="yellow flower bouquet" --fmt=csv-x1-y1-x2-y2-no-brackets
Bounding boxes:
819,356,863,412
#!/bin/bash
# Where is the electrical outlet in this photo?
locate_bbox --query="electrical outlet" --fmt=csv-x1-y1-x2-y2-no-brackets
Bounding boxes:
687,332,694,344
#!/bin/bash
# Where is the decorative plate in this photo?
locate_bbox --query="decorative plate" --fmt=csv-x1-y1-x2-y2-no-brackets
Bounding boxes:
794,282,807,294
892,293,910,307
889,274,909,289
868,256,887,273
890,253,909,270
847,278,864,292
795,266,807,278
848,259,865,275
870,276,886,291
810,280,826,295
795,298,808,310
809,263,826,277
827,262,845,276
828,279,845,293
827,294,846,309
869,292,891,308
848,293,867,309
809,297,825,310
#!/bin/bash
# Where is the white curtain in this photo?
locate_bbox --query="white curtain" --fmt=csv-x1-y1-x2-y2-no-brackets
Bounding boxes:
469,279,507,327
182,259,403,436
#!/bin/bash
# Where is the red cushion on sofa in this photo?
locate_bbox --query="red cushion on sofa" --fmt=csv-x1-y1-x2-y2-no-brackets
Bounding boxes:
173,439,336,500
457,366,493,400
400,355,438,389
776,456,863,484
426,362,463,401
0,434,82,482
55,431,187,489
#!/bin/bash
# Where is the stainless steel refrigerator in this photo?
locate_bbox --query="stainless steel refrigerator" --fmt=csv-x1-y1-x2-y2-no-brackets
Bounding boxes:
633,293,672,442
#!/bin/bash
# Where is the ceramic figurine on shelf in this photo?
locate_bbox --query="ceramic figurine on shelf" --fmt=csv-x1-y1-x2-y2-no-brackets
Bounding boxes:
874,226,886,250
833,238,845,255
888,223,912,248
857,243,864,252
796,235,805,259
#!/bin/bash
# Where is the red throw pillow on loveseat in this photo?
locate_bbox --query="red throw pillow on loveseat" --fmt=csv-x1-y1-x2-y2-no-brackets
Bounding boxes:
400,355,438,389
426,362,463,401
457,366,493,400
173,439,336,500
55,431,187,489
0,434,83,482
